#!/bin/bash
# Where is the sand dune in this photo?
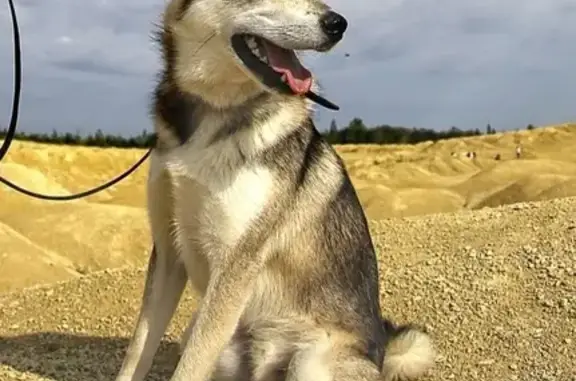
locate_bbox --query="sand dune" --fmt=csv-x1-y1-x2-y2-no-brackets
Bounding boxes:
0,123,575,292
0,222,79,291
0,201,150,291
343,123,576,216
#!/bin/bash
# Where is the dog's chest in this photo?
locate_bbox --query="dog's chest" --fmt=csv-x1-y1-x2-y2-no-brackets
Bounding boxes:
160,144,276,249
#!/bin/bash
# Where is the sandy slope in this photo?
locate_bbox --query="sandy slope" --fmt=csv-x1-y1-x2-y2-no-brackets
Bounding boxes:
343,123,576,216
0,142,151,292
1,124,576,292
0,197,574,381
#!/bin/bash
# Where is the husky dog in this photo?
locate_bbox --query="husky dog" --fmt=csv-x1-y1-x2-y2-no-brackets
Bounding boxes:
115,0,435,380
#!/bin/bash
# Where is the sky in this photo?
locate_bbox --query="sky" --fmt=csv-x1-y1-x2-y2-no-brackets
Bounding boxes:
0,0,575,136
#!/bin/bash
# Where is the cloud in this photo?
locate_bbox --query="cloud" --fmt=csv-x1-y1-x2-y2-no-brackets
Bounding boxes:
0,0,575,135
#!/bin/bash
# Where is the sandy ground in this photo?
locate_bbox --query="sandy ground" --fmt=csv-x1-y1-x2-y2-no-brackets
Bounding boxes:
1,198,575,381
0,124,575,380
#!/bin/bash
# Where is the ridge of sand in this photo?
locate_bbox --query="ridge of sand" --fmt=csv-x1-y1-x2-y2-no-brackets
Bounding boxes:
1,197,574,381
0,222,80,291
0,162,73,197
1,140,148,207
0,202,149,292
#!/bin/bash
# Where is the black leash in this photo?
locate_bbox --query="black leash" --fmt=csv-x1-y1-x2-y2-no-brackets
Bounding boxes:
0,0,151,201
0,0,20,163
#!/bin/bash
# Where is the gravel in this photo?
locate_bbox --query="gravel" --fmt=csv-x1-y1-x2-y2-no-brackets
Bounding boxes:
1,197,575,381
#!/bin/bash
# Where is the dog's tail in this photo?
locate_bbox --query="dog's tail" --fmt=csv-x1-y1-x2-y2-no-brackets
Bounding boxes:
380,320,436,381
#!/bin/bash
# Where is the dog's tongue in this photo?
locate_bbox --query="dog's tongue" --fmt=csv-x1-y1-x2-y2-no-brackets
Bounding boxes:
261,41,312,95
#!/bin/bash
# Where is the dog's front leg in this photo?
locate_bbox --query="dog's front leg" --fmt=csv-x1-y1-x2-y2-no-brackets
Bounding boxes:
116,164,188,381
116,244,187,381
169,240,271,381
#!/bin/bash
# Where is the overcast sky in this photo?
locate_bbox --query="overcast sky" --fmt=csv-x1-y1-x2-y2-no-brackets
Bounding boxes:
1,0,575,136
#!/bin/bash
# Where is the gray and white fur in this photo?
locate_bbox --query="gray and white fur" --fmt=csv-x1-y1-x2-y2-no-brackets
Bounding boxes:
115,0,436,380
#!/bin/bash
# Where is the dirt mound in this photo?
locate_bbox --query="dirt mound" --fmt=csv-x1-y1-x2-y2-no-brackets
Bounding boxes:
1,187,150,293
0,141,151,293
392,188,465,216
0,162,73,198
1,197,574,381
1,140,149,207
340,124,576,217
0,222,79,291
451,159,576,209
470,173,574,209
535,177,576,201
0,202,150,293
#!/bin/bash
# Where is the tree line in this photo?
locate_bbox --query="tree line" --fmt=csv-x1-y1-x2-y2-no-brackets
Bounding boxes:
323,119,536,145
0,120,538,149
0,128,156,148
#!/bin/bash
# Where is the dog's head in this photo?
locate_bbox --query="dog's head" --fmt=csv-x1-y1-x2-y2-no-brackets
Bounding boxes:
161,0,347,107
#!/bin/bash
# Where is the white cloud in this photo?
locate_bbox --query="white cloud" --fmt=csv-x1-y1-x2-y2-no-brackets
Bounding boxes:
57,36,72,44
0,0,574,135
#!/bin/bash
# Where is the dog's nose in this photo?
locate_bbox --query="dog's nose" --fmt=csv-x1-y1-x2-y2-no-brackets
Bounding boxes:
320,11,348,40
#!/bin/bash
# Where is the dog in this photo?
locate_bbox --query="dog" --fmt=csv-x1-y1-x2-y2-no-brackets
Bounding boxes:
114,0,435,380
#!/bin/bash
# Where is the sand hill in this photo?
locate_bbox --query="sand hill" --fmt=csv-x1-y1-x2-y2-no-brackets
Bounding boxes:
0,123,575,381
1,123,575,291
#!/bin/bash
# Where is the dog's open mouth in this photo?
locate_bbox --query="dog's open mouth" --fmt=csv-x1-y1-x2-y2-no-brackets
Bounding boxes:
231,34,339,111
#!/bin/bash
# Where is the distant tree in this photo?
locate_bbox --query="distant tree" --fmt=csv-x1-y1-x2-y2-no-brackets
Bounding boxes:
6,115,506,149
448,126,462,138
329,119,338,133
62,132,76,145
325,118,339,144
526,124,535,130
486,124,492,135
345,117,367,143
369,127,386,144
94,129,106,146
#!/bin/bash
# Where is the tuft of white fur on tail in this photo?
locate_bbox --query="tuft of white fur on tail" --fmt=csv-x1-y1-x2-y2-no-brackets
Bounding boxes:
381,328,435,381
